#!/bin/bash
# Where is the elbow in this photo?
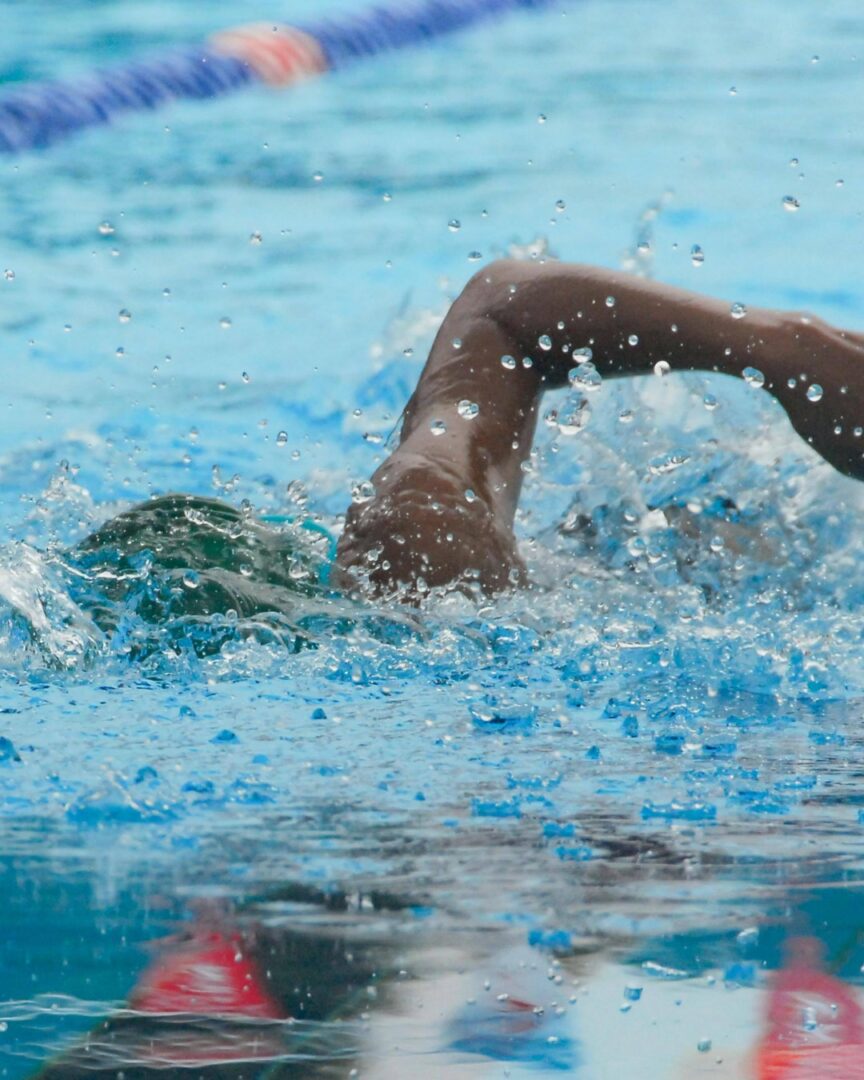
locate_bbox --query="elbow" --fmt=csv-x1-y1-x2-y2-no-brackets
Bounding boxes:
458,258,539,323
452,259,543,366
457,259,592,388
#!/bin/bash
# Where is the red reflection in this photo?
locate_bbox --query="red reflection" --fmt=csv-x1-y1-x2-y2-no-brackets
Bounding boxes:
757,937,864,1079
130,930,284,1020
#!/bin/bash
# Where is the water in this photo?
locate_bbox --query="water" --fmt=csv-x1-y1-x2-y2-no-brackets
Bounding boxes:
2,0,864,1075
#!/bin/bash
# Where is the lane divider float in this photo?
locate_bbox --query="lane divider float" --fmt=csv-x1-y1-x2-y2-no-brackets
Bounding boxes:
0,0,553,153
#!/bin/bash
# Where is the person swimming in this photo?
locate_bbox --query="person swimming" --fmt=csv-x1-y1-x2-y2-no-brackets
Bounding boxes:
74,258,864,618
336,257,864,593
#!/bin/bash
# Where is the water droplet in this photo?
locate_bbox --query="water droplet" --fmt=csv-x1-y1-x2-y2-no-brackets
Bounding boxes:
703,393,719,411
522,356,534,369
782,195,800,212
537,113,547,124
219,316,232,329
98,221,115,236
162,287,171,297
241,371,250,383
572,346,593,364
557,400,591,436
697,1038,712,1053
742,366,765,388
465,488,477,503
605,296,616,308
789,157,799,167
654,360,671,377
730,302,747,319
451,337,462,349
276,431,288,446
352,480,376,504
3,269,14,281
467,251,483,262
836,178,845,188
182,570,200,589
806,383,823,402
624,983,643,1002
690,244,705,267
538,334,553,351
457,399,480,419
555,199,566,212
628,334,639,346
249,231,263,245
568,363,602,393
801,1005,818,1032
312,171,324,182
448,219,461,232
430,419,447,436
649,452,689,475
500,354,517,370
115,346,125,359
736,926,759,950
618,408,634,424
118,308,132,323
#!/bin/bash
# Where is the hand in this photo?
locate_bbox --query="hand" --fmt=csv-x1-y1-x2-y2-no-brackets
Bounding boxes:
765,315,864,481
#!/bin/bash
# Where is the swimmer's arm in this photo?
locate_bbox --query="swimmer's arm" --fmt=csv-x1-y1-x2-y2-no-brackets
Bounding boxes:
334,311,541,594
475,259,864,482
336,259,864,595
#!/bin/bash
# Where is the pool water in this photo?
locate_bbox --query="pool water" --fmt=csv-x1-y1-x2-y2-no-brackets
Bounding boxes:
2,0,864,1075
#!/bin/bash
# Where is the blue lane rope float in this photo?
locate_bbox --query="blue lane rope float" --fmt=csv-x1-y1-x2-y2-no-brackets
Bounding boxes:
0,0,553,154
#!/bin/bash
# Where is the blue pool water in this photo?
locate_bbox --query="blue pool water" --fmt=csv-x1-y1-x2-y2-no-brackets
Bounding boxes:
2,1,864,1075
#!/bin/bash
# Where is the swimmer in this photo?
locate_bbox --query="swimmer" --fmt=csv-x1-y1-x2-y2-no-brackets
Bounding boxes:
79,259,864,615
336,259,864,594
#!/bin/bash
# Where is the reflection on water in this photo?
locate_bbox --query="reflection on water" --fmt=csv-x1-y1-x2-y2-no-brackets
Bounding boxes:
756,937,864,1079
2,838,864,1077
7,873,585,1078
2,0,864,1075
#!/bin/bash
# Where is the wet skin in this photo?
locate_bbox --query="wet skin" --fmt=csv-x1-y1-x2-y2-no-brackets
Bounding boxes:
335,259,864,595
74,260,864,611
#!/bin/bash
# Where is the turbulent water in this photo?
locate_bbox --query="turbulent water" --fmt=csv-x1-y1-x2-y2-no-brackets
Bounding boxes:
2,330,863,886
2,0,864,1075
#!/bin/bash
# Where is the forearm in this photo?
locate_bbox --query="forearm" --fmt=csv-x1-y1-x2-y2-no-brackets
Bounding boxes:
336,257,864,596
335,312,540,594
475,259,787,385
477,259,864,480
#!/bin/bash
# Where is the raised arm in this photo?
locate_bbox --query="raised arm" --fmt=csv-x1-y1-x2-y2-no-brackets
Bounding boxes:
334,259,864,596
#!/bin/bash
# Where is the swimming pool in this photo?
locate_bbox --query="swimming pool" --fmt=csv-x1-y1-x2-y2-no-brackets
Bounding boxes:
2,0,864,1075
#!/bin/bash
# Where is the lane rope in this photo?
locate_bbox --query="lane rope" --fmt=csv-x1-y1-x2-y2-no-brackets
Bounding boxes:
0,0,553,153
